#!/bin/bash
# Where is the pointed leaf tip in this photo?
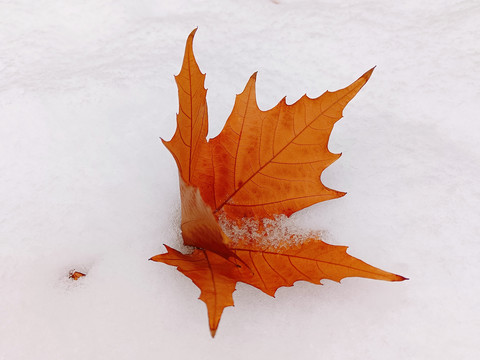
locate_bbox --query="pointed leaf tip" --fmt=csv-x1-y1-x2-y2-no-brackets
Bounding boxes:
210,327,217,338
244,72,258,90
362,67,375,82
188,28,198,39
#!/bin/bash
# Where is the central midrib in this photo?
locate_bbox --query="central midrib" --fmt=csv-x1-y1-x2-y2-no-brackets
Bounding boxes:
188,49,193,183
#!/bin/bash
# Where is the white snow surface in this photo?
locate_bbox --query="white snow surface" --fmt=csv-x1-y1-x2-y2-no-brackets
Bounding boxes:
1,0,479,358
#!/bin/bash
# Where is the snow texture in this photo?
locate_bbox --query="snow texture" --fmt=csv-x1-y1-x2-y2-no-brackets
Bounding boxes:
1,0,479,359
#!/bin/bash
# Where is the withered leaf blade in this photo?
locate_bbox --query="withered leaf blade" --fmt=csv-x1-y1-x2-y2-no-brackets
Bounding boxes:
230,237,406,296
162,28,214,196
209,69,374,219
179,177,240,262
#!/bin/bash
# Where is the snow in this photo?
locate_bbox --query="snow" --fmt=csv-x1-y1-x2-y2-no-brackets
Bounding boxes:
1,0,479,358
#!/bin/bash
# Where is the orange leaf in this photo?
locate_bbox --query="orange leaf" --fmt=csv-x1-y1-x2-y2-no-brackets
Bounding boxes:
152,29,406,337
69,270,86,280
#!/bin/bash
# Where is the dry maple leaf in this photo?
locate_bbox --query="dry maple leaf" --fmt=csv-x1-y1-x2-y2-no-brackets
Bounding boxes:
152,29,406,337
